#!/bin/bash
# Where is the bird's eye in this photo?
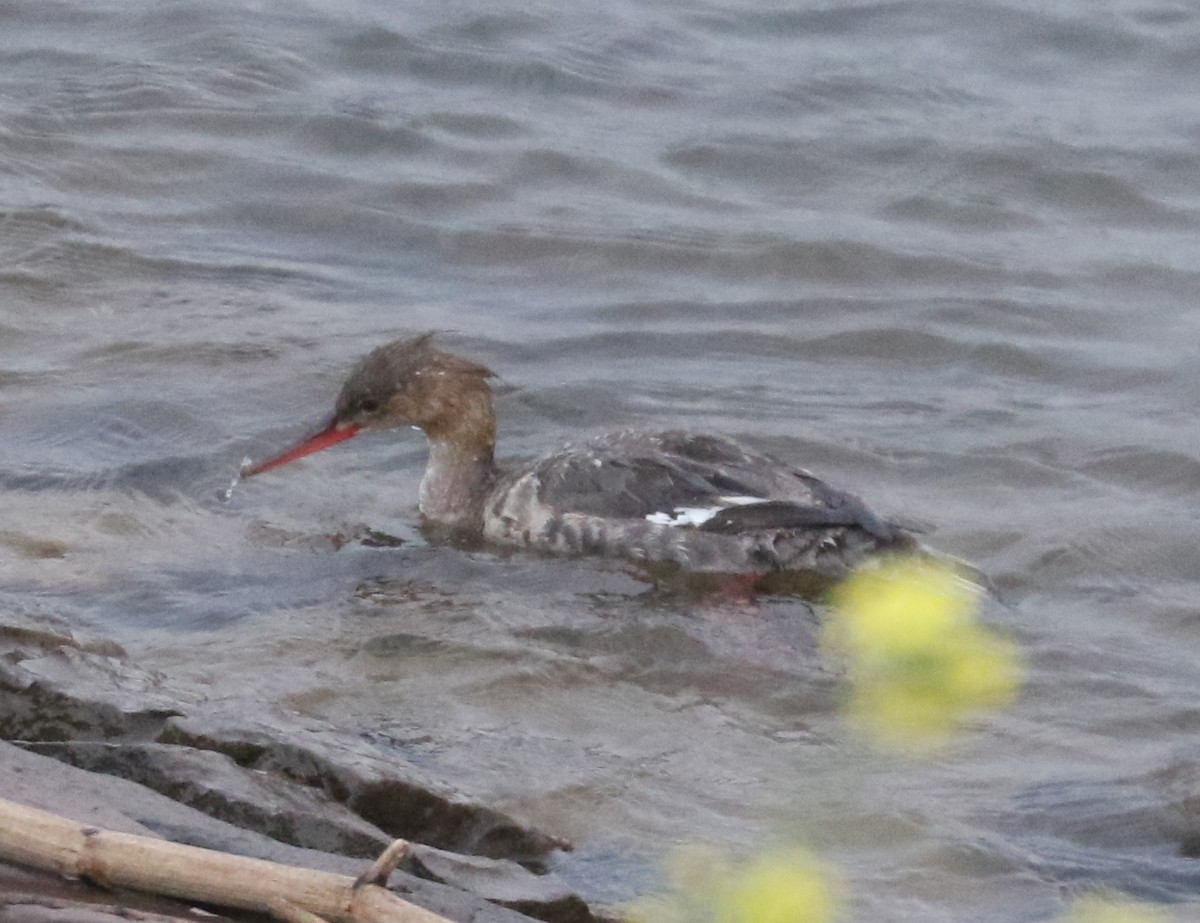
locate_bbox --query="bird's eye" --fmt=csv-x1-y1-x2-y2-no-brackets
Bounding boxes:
358,398,381,414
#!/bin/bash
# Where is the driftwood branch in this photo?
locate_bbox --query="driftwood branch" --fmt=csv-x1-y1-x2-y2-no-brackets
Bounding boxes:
269,896,335,923
356,838,411,889
0,797,453,923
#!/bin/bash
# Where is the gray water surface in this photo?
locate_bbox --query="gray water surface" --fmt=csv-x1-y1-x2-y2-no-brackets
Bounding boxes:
4,1,1200,918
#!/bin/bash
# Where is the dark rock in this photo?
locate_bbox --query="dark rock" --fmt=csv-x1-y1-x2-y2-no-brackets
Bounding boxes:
21,740,393,858
160,713,570,862
0,617,182,743
406,845,597,923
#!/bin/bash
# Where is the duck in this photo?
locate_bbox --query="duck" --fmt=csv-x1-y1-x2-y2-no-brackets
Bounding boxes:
243,334,921,586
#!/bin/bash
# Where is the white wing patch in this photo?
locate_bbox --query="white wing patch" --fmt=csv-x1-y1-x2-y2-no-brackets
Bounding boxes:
645,495,764,527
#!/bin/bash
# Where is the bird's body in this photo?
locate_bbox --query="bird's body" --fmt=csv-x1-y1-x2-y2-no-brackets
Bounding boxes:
245,334,919,585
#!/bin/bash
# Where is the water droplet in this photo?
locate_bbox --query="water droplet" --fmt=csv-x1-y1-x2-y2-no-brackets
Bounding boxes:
219,458,255,501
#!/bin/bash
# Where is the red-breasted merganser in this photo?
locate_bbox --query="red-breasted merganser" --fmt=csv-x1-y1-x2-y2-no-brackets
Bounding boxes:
244,334,919,583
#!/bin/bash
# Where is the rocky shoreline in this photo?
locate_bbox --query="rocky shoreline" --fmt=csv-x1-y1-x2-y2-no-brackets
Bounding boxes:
0,612,606,923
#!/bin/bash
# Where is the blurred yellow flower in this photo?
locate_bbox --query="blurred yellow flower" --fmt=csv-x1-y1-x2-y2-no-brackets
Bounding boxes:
822,557,1022,752
625,845,840,923
1062,895,1171,923
715,849,840,923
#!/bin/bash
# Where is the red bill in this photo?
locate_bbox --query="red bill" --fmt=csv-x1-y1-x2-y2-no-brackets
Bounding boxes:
242,422,361,477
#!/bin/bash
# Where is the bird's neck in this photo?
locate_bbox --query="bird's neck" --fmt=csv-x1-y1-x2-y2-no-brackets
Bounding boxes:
417,390,498,531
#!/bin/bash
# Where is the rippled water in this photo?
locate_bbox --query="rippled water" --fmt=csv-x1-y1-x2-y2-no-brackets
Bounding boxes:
5,0,1200,918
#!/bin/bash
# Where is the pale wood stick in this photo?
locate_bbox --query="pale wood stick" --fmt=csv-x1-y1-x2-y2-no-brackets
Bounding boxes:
0,797,453,923
268,896,334,923
356,839,411,888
